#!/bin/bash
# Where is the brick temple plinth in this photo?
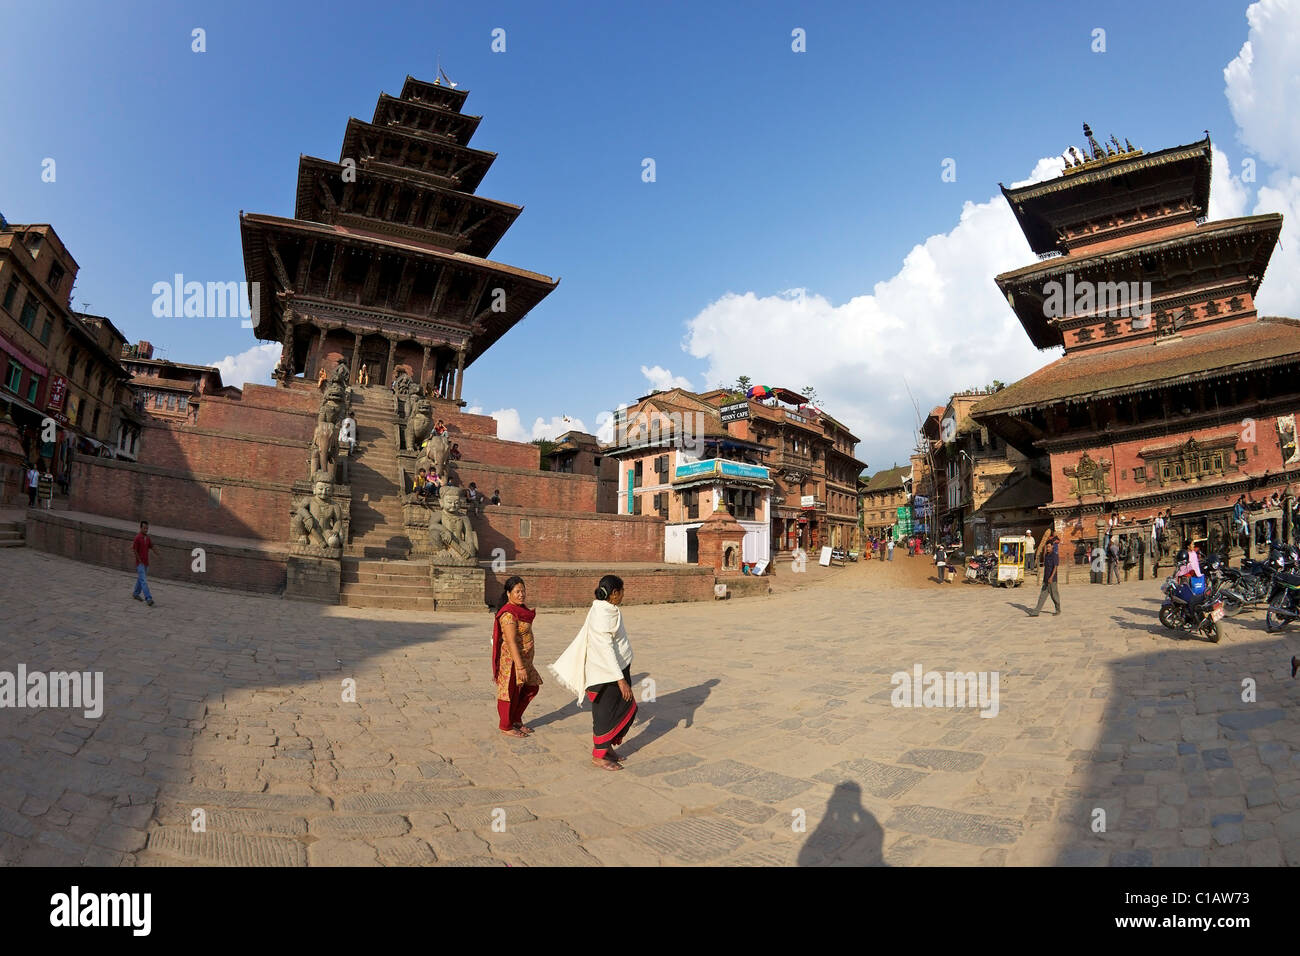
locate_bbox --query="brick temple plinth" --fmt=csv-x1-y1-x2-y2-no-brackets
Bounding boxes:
696,502,746,576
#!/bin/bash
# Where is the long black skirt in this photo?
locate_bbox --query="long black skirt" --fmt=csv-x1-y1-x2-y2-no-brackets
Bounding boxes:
586,666,636,759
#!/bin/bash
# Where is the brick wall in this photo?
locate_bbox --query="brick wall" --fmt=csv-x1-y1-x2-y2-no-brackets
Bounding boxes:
68,457,295,541
195,385,317,442
454,464,597,513
135,423,308,481
484,565,713,608
452,434,539,469
476,508,663,562
25,511,287,593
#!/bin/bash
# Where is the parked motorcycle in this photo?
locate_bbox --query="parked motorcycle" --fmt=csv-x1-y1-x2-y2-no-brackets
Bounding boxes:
1265,567,1300,632
1158,573,1224,643
965,552,998,585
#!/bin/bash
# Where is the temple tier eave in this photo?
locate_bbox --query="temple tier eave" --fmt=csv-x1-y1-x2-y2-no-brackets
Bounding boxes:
292,155,520,259
340,118,496,193
994,214,1282,349
239,213,557,367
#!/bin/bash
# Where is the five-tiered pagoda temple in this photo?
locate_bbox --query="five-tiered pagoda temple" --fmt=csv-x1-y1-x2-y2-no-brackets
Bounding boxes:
240,76,557,399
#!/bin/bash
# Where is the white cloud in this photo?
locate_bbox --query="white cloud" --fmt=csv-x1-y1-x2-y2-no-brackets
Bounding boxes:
1224,0,1300,170
680,160,1062,469
488,408,587,443
210,342,279,389
1208,146,1250,220
640,364,694,391
1224,0,1300,318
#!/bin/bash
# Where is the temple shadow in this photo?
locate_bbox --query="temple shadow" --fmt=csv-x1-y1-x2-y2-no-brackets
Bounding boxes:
797,782,887,866
619,678,721,757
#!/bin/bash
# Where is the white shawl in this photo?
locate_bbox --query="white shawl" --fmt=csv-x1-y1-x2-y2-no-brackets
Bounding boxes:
548,600,633,706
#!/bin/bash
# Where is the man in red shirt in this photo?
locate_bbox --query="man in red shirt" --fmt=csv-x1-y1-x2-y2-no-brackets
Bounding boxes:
131,520,156,606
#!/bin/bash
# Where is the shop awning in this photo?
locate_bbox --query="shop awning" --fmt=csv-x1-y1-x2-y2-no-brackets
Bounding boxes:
0,338,47,377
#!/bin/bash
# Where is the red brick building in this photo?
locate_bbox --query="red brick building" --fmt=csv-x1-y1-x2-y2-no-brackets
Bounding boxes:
974,128,1293,562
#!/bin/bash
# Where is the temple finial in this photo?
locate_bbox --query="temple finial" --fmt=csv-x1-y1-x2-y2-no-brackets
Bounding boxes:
1083,123,1105,160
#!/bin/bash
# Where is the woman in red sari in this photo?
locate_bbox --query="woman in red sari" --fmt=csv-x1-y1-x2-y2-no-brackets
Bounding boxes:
492,575,542,737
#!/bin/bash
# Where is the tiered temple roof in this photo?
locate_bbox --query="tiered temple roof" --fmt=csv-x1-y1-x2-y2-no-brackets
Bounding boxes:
241,74,557,378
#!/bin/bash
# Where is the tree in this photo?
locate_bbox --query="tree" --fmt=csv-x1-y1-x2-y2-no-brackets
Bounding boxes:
800,385,820,406
735,375,752,395
532,438,557,471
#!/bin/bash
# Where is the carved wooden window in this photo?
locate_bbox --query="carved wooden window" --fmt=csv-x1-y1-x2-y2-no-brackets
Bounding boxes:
1236,449,1248,464
1132,466,1146,482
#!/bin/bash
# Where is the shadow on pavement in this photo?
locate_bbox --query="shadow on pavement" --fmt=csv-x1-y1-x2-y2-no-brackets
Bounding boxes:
798,782,886,866
620,678,721,757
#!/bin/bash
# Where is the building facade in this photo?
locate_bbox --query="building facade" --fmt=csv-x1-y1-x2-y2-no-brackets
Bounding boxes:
121,340,234,430
861,465,910,538
607,390,773,566
698,388,866,553
974,128,1293,563
0,223,135,478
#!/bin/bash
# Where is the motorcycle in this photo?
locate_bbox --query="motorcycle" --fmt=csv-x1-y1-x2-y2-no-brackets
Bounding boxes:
1158,573,1224,643
965,552,998,585
1266,566,1300,632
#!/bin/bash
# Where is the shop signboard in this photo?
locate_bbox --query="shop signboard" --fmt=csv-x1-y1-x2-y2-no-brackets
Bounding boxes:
47,375,68,412
720,401,749,424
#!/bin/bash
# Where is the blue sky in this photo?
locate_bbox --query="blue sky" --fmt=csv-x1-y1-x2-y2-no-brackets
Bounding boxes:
3,0,1297,471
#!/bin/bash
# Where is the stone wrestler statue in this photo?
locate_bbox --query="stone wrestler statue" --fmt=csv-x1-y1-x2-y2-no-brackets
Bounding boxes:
428,485,479,564
293,479,343,549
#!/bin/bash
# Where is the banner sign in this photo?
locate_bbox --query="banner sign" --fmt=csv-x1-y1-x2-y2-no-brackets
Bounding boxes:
47,375,68,412
720,401,749,424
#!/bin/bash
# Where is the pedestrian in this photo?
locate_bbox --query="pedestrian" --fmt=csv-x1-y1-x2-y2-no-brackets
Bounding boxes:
38,469,54,509
450,442,462,462
340,412,357,456
491,488,501,506
549,574,636,771
25,464,39,507
887,537,895,562
491,575,542,738
1027,529,1061,616
934,542,948,583
131,520,156,607
360,363,370,387
1107,535,1121,584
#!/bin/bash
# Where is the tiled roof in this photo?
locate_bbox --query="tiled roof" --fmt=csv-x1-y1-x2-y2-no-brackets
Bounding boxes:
972,317,1300,417
863,465,910,492
981,473,1051,514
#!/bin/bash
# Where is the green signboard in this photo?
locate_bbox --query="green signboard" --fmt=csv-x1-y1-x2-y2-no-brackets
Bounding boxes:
627,468,634,514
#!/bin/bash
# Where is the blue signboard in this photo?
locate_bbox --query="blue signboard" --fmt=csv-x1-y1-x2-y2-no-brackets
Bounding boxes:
627,469,634,514
674,459,769,481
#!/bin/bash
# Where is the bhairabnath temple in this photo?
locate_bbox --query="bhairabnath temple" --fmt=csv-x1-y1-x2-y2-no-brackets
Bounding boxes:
974,126,1296,564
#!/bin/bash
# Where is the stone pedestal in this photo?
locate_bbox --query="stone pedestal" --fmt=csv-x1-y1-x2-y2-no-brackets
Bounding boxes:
431,563,486,610
696,503,747,576
0,411,26,507
286,554,341,603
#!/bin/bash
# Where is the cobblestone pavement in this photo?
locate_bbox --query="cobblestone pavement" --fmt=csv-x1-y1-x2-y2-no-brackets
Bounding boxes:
2,548,1299,866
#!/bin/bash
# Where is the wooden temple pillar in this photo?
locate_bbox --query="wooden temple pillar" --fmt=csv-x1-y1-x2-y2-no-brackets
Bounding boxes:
418,343,431,386
453,346,466,402
384,336,397,386
350,331,362,384
312,326,328,377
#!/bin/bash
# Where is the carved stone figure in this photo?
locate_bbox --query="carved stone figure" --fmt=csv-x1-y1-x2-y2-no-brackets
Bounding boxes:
292,479,343,550
330,361,351,387
392,369,416,398
407,397,433,452
309,402,341,481
425,430,450,480
428,485,479,565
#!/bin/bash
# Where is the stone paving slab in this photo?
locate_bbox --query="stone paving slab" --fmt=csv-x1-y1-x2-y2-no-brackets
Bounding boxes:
3,548,1299,866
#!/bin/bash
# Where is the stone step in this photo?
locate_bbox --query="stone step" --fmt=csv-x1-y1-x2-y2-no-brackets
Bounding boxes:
0,539,24,548
341,581,434,597
340,593,438,610
342,560,429,576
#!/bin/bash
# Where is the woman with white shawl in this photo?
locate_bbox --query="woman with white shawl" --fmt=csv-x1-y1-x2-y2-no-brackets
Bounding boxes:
549,575,636,770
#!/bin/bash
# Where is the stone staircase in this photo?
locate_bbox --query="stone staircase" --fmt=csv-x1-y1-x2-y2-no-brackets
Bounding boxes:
346,388,411,559
338,387,485,612
0,520,24,548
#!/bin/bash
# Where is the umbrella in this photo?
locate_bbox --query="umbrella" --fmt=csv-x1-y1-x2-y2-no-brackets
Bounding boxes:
746,385,774,399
